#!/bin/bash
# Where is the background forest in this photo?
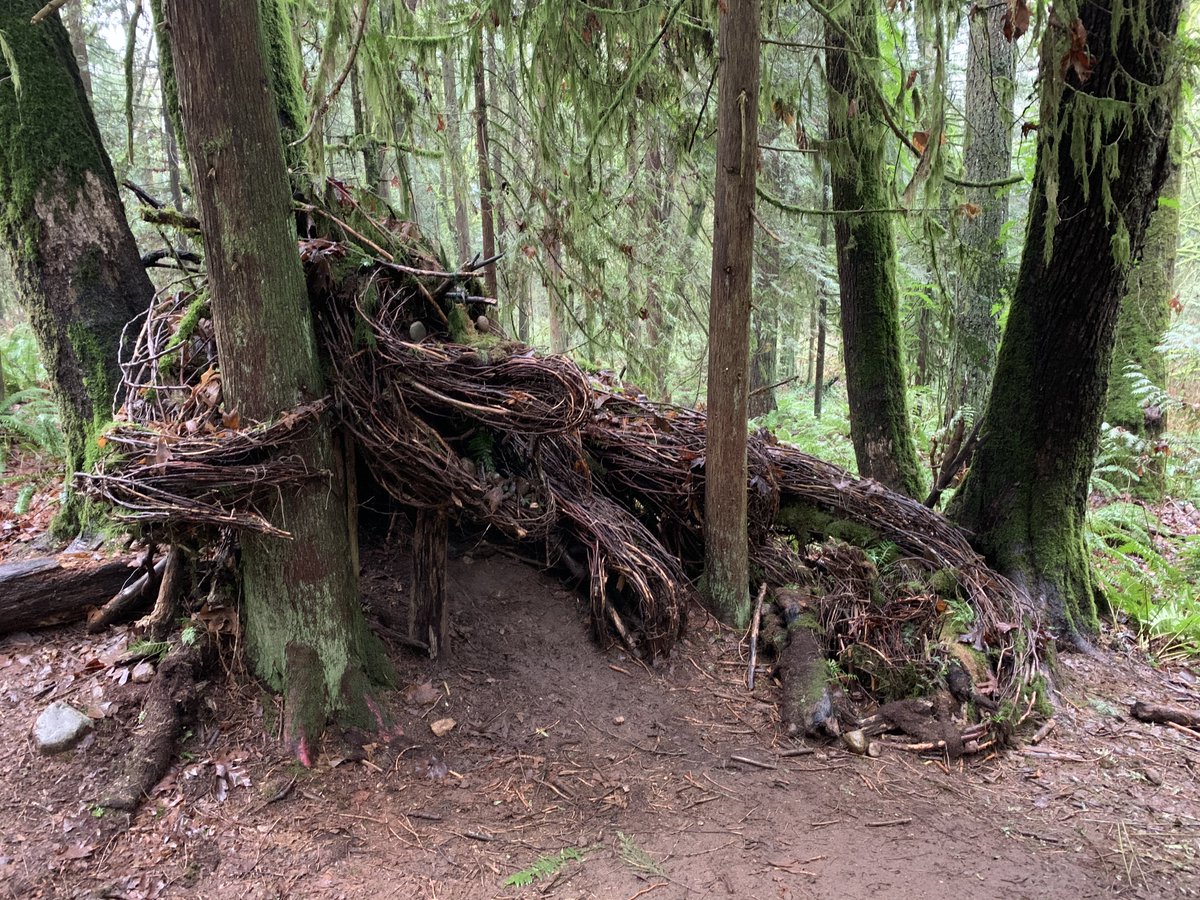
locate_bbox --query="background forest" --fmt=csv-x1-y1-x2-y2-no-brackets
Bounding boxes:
2,0,1199,653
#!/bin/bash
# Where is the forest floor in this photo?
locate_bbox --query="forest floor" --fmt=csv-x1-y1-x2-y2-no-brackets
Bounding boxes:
1,534,1199,899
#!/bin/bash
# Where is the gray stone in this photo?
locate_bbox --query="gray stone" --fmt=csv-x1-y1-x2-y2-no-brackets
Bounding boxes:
841,729,868,755
33,701,94,754
409,321,428,341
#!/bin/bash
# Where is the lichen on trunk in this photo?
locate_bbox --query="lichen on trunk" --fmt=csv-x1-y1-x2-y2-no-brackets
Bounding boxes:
0,2,153,535
951,0,1184,643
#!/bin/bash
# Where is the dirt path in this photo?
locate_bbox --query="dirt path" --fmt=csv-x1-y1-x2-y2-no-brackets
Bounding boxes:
1,541,1197,899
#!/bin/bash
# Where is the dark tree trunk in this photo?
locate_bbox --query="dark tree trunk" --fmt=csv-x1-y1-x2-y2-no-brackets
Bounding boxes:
704,0,760,627
0,556,137,635
0,2,153,535
441,50,472,264
825,0,923,498
474,51,498,299
163,0,392,761
945,2,1016,423
814,165,829,419
950,0,1184,642
750,141,782,419
410,509,449,658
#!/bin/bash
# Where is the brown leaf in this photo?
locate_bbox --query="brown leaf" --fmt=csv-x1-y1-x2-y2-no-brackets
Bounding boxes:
405,681,441,705
1002,0,1032,43
222,409,241,431
430,717,456,737
912,130,929,153
1062,18,1094,83
959,202,982,219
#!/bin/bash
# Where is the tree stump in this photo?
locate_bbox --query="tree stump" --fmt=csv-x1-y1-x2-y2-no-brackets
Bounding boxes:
410,508,449,658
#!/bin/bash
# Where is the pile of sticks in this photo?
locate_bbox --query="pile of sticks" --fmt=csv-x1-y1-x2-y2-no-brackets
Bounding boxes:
82,182,1041,697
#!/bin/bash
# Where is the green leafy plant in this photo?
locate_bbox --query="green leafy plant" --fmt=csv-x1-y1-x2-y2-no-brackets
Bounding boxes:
616,832,665,877
0,386,63,463
503,848,585,887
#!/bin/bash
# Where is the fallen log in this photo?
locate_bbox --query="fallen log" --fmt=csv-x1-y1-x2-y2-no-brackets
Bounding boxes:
0,555,139,635
1131,700,1200,729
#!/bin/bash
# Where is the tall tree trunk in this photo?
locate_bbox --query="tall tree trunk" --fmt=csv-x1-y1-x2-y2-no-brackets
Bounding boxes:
1105,141,1181,499
349,59,382,191
750,143,782,418
945,2,1016,423
825,0,923,498
64,0,93,103
543,217,569,354
950,0,1183,643
486,29,507,303
474,51,498,299
814,165,829,419
441,50,472,264
0,2,153,535
704,0,760,627
163,0,392,761
258,0,308,176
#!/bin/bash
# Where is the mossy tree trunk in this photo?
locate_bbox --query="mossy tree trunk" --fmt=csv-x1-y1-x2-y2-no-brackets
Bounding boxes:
950,0,1184,643
441,50,472,264
1105,148,1180,499
704,0,760,628
163,0,392,762
473,49,498,299
945,2,1016,425
0,2,153,535
750,141,783,419
825,0,923,499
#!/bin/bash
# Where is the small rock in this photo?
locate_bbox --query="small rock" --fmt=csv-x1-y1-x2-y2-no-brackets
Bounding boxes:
33,702,94,754
866,741,883,758
1142,767,1164,786
841,729,868,755
131,661,155,683
612,716,626,726
476,315,490,333
409,321,428,341
431,718,456,738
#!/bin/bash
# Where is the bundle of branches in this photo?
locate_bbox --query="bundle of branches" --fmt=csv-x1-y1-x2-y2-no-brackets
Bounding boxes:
314,245,688,655
578,375,1040,704
83,400,330,537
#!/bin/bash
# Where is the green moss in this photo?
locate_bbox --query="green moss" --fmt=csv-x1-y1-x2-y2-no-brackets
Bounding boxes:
0,3,114,261
776,500,877,547
258,0,308,174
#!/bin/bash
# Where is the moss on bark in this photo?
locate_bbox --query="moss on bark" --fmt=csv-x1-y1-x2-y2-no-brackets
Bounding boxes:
950,0,1183,644
0,2,153,534
824,0,924,499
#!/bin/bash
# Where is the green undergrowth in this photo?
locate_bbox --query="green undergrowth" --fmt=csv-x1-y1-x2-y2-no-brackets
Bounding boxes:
1087,500,1200,661
753,385,856,472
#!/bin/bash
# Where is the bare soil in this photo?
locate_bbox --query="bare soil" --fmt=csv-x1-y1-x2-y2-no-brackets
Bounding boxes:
1,537,1198,899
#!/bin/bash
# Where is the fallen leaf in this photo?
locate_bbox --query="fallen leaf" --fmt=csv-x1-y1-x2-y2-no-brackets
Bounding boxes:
405,681,440,706
431,718,456,737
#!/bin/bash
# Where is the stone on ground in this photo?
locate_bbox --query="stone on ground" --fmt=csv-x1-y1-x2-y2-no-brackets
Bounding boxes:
32,701,94,754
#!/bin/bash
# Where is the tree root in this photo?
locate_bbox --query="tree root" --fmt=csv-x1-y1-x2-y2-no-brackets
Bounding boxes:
99,634,211,811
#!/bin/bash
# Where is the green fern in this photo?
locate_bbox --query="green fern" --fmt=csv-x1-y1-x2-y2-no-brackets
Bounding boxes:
504,848,585,887
0,387,63,461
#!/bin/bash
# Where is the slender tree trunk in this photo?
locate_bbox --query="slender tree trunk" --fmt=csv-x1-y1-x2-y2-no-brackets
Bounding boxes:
349,60,381,191
945,2,1016,423
163,0,392,762
1105,141,1181,499
0,2,153,535
704,0,760,627
950,0,1183,643
474,51,498,298
825,0,923,498
486,30,507,302
441,51,472,264
814,166,829,419
543,219,569,354
64,0,92,103
258,0,308,175
750,143,782,418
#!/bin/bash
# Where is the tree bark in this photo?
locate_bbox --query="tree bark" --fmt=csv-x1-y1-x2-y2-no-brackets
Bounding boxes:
410,509,449,658
64,0,92,103
0,2,154,535
750,142,783,419
950,0,1184,642
825,0,923,498
474,50,498,299
814,165,829,419
0,556,138,635
441,50,472,265
945,2,1016,423
704,0,760,627
163,0,392,762
1105,143,1180,498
